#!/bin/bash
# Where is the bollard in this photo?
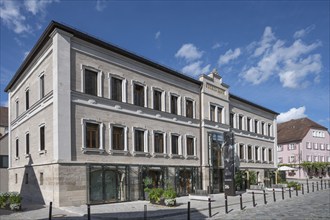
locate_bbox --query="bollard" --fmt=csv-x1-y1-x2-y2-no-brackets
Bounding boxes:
225,194,228,214
325,180,327,189
302,184,304,195
144,204,147,220
289,188,291,198
321,180,323,190
281,187,284,200
296,186,298,196
263,190,267,205
240,194,243,210
49,202,52,220
187,202,190,220
307,182,309,193
273,188,276,202
208,198,212,218
87,204,91,220
317,182,319,191
312,182,314,192
252,192,256,207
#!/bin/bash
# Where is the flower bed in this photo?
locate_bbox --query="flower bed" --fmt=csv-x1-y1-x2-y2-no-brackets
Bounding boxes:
0,192,22,211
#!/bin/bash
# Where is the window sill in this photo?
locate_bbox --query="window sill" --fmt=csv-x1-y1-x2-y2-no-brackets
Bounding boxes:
109,150,129,155
82,148,105,154
185,155,197,160
152,153,167,158
132,151,150,157
169,154,184,159
39,150,47,155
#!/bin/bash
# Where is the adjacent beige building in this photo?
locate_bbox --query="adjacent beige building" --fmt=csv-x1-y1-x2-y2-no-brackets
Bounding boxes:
5,21,278,206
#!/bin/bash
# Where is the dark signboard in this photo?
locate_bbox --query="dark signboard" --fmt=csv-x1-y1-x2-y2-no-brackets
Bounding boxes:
223,131,235,196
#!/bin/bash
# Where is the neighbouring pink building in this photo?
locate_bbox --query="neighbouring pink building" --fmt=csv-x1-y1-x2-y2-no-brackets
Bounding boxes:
277,118,330,179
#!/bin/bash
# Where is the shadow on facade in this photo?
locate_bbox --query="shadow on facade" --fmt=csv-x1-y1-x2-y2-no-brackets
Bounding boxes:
19,157,45,209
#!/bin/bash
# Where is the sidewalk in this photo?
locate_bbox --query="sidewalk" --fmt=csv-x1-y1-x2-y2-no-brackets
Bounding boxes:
0,180,329,220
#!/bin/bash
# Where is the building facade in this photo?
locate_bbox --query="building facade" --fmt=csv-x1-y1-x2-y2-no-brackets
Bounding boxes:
277,118,330,179
5,21,278,207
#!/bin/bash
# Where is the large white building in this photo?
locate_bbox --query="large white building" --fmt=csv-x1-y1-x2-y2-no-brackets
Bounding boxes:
5,21,278,207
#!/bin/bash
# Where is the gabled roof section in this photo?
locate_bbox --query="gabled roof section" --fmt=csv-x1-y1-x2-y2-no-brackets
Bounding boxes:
5,21,201,92
0,107,8,127
229,93,279,115
277,117,328,144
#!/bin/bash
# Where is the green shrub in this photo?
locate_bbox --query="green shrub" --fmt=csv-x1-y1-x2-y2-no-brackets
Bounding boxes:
148,188,164,204
287,181,301,190
163,188,177,199
9,192,22,204
249,171,257,185
0,192,10,208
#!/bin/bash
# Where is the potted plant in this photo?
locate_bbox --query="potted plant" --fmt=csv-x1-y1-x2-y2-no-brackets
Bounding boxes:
148,188,164,204
9,192,22,211
163,188,177,206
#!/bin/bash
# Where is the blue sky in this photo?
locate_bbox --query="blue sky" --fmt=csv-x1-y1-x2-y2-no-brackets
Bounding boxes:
0,0,329,128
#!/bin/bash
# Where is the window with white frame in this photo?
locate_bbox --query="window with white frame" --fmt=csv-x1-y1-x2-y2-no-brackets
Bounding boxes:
261,122,265,135
320,144,325,150
185,98,194,118
210,105,216,121
254,120,258,133
248,145,252,160
210,104,224,123
327,156,330,162
278,157,283,163
306,155,312,162
255,146,259,161
15,99,19,118
133,128,148,153
239,144,244,159
327,144,330,151
320,156,325,162
262,148,266,161
110,124,127,152
82,66,102,97
109,75,126,102
170,93,180,115
25,133,30,155
230,113,234,128
289,155,295,163
268,124,272,136
25,89,29,110
313,143,318,150
306,142,312,149
247,118,251,132
170,134,181,155
152,88,164,111
186,136,195,156
277,145,283,151
288,144,296,150
15,138,19,158
133,82,147,107
82,120,104,152
39,74,45,99
40,125,45,151
154,131,165,154
238,115,243,130
314,156,319,162
268,149,272,162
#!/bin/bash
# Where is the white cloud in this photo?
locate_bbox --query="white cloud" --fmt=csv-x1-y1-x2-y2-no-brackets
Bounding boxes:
241,27,322,88
96,0,107,12
212,43,221,49
175,43,204,62
181,61,210,76
293,25,315,39
24,0,55,15
277,106,307,123
0,0,30,33
155,31,160,40
218,48,241,66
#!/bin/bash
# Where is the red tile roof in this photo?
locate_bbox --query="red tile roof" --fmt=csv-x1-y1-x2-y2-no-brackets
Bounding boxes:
277,117,328,144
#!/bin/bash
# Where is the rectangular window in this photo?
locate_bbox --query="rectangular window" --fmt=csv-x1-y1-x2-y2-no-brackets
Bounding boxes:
154,132,164,153
16,100,19,118
153,90,162,111
289,155,295,163
306,142,312,149
320,144,325,150
288,144,296,150
268,124,271,136
239,144,244,159
171,95,178,115
307,155,312,162
248,145,252,160
239,115,243,130
313,143,318,150
247,118,251,132
262,148,265,161
134,84,145,107
40,126,45,151
210,105,216,121
111,78,122,101
187,137,194,156
217,107,222,123
278,157,283,163
15,174,18,184
86,123,99,148
40,173,44,185
0,155,8,168
171,135,179,155
25,90,29,110
230,113,234,128
320,156,325,162
85,69,98,96
16,139,19,158
327,144,330,151
314,156,319,162
268,149,272,162
254,120,258,133
186,99,194,118
255,147,259,161
134,130,145,152
26,133,30,154
261,122,265,135
112,127,124,150
40,75,45,98
277,145,283,151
